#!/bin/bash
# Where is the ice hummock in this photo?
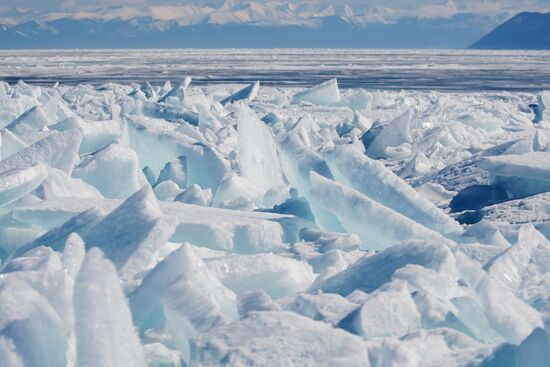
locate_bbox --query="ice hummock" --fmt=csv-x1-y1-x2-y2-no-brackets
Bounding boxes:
130,244,236,364
311,240,455,296
236,104,286,199
309,172,453,250
194,311,369,366
1,79,550,366
73,141,148,199
220,81,260,105
324,144,461,235
291,78,341,106
82,185,177,286
338,279,421,339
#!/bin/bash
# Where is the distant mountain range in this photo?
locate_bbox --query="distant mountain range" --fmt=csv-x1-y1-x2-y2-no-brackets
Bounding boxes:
470,12,550,50
0,14,500,49
0,1,548,49
0,1,513,49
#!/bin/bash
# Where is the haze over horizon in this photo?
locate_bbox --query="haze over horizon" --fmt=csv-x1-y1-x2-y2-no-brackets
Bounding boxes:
1,1,549,49
2,0,550,26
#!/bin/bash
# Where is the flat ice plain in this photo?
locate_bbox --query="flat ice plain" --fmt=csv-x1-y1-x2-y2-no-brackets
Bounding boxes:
2,49,550,90
1,50,550,366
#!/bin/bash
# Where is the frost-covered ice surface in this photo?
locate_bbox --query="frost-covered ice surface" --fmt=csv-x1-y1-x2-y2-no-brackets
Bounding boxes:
2,76,550,366
2,49,550,91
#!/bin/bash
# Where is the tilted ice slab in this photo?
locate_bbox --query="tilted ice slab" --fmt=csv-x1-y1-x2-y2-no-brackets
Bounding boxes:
130,244,236,364
485,225,550,308
0,227,45,257
312,240,455,296
338,279,421,339
0,235,87,367
157,77,191,104
476,272,543,345
485,226,544,285
140,101,200,126
34,167,102,200
452,248,543,345
221,81,259,105
81,186,177,285
479,152,550,199
0,129,82,175
501,130,550,155
5,105,52,137
129,244,236,332
139,81,156,100
51,116,122,155
124,115,228,192
161,200,308,253
12,207,110,259
0,163,47,207
74,248,146,367
480,152,550,181
11,194,307,254
0,278,67,367
366,109,413,159
399,151,433,179
309,172,453,250
291,78,341,106
0,129,27,160
278,131,344,232
236,105,286,199
324,144,461,235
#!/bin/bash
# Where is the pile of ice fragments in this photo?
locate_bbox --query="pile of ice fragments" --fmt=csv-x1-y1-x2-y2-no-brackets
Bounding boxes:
1,77,550,366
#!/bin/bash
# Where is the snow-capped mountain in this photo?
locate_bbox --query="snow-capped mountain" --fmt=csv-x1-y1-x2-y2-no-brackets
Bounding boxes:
0,1,470,27
1,1,549,49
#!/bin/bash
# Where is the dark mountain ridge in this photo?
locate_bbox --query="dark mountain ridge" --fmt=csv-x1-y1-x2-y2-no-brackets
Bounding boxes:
471,12,550,50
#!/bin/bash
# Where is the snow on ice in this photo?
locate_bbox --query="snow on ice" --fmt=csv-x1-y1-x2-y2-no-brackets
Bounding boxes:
0,77,550,366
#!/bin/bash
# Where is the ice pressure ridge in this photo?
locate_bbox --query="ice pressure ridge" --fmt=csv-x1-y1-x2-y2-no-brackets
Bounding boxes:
1,79,550,366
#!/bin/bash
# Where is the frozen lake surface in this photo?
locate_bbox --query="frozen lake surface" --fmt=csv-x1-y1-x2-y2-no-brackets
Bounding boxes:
1,49,550,91
2,51,550,366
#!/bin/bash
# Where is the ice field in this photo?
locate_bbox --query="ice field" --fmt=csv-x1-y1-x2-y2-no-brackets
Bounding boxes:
2,49,550,91
1,72,550,366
